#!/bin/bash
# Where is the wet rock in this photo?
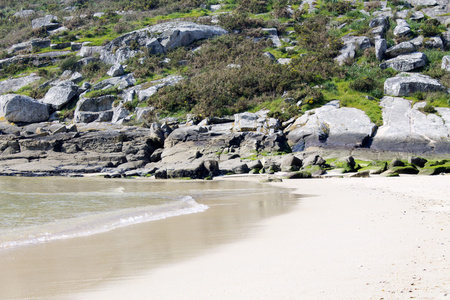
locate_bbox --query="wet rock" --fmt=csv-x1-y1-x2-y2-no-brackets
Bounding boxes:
384,73,446,96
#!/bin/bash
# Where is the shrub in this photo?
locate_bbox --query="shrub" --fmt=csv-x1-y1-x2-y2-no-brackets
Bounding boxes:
419,103,437,114
237,0,268,13
349,77,376,93
421,19,441,37
59,56,79,72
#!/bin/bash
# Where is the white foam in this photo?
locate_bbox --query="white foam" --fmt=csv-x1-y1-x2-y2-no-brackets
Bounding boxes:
0,196,208,250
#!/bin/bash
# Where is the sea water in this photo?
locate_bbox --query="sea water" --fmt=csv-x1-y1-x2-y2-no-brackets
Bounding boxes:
0,177,210,249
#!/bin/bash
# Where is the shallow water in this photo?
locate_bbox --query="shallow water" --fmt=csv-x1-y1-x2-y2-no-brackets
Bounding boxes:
0,177,297,299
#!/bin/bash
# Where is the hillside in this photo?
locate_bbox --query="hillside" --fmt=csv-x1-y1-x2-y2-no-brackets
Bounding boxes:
0,0,449,178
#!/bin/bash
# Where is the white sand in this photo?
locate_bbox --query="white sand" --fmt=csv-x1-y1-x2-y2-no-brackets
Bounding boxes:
72,175,450,300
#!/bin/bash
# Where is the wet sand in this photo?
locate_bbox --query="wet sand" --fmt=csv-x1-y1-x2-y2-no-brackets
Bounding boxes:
70,175,450,299
0,180,296,299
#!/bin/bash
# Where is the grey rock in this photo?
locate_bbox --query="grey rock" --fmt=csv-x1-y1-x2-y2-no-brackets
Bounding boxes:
74,95,116,123
335,35,370,65
78,46,103,58
385,41,416,58
442,55,450,71
280,155,303,172
424,36,444,49
41,81,79,110
138,75,183,101
286,100,376,150
375,38,387,61
409,156,427,168
233,110,280,134
93,73,136,90
369,16,389,30
107,64,125,77
31,15,60,30
0,94,49,123
0,74,41,95
409,35,424,48
441,30,450,50
13,10,35,18
71,43,83,51
384,72,446,96
8,39,51,54
135,107,155,122
111,106,130,124
410,10,425,21
146,38,164,54
393,19,411,37
50,42,71,49
100,21,227,64
277,58,291,65
262,28,282,47
371,96,450,154
379,52,428,72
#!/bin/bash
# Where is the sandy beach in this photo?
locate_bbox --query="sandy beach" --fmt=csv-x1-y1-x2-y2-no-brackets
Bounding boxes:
68,175,449,300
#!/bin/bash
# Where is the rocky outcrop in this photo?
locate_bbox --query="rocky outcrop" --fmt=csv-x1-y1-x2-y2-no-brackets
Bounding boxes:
0,51,72,69
8,39,51,54
99,21,228,64
107,64,125,77
232,111,280,134
31,15,61,30
92,73,136,90
384,73,446,96
0,74,41,95
371,97,450,154
379,52,427,72
335,35,371,65
0,94,49,123
137,75,183,101
285,101,377,151
41,81,79,110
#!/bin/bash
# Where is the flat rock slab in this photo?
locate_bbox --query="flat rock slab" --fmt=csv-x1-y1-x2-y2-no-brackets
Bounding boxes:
384,72,446,96
380,52,427,72
371,96,450,154
0,74,41,95
31,15,60,30
41,81,79,110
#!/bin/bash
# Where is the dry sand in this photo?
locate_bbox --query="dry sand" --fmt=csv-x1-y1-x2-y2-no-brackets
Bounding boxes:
72,175,450,300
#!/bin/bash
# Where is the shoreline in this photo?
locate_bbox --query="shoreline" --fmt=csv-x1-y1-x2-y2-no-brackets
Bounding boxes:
70,175,450,299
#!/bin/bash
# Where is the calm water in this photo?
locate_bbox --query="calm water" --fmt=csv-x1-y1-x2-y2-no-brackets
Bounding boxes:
0,177,295,249
0,176,298,299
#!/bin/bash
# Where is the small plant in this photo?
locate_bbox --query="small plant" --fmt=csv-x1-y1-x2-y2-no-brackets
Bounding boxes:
349,77,376,93
59,56,79,72
419,103,437,114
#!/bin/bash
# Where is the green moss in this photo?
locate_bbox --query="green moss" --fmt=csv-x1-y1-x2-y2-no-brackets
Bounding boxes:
418,164,450,175
389,166,419,175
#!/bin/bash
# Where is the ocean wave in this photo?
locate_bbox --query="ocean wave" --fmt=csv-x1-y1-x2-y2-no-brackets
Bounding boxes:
0,196,208,250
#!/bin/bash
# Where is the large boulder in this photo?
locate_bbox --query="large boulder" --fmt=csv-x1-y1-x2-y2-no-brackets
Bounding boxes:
13,10,35,18
107,64,125,77
31,15,60,30
385,41,416,58
100,21,228,64
41,81,79,110
424,36,444,49
369,16,390,29
73,95,116,123
232,110,280,134
379,52,427,72
335,35,371,65
261,28,282,47
384,73,446,97
0,94,49,123
0,74,41,95
285,100,377,151
92,73,136,90
137,75,183,101
371,97,450,154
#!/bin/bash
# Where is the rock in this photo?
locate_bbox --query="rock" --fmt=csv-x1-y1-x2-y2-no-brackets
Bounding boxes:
263,52,276,61
41,81,79,110
277,58,291,65
135,107,155,122
78,46,103,58
13,10,35,18
284,171,312,179
93,73,136,90
441,30,450,50
233,111,280,134
286,101,376,151
379,52,428,72
71,43,83,51
424,36,444,49
262,28,282,47
0,74,41,95
388,158,404,168
393,19,411,37
50,42,71,49
408,156,427,168
409,36,424,48
375,38,387,61
371,96,450,154
107,64,125,77
410,10,425,21
166,159,220,179
384,73,446,96
210,4,222,11
73,95,116,123
100,21,227,64
8,39,51,54
335,35,370,65
138,75,183,101
370,16,389,28
280,155,302,172
385,41,416,58
111,105,130,124
0,94,49,123
350,170,370,178
31,15,60,30
442,55,450,71
302,154,326,167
